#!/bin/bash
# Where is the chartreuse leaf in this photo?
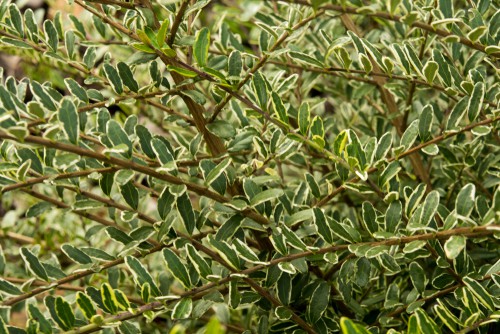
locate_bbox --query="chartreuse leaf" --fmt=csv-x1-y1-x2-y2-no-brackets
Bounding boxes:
205,317,225,334
76,292,96,319
20,247,49,281
167,65,198,78
117,62,139,93
340,317,371,333
125,256,161,296
157,19,169,47
163,248,191,289
176,192,196,234
193,27,210,67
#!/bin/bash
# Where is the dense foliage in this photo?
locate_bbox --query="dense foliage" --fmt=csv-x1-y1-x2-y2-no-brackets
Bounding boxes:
0,0,499,333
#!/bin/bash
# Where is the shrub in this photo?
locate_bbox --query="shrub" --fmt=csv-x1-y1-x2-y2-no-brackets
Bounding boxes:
0,0,499,333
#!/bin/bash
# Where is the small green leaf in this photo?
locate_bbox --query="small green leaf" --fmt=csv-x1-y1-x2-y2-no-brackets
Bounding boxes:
101,283,119,314
250,189,284,207
103,63,123,94
444,235,466,260
176,192,196,235
185,244,212,279
361,202,378,235
61,244,92,264
289,51,324,68
117,62,139,93
400,119,419,151
298,102,310,135
359,53,372,74
193,27,210,67
419,105,433,142
163,248,191,289
307,281,330,323
44,20,58,51
313,207,334,243
340,317,371,334
172,298,192,319
205,157,231,186
462,277,495,311
467,82,484,123
8,4,23,37
228,50,242,78
252,71,268,109
107,120,132,157
64,78,88,103
409,262,426,293
76,292,96,320
446,95,468,130
423,61,438,83
271,91,288,124
125,256,161,296
58,98,79,144
120,181,139,210
456,183,475,217
0,278,22,295
157,186,175,221
20,247,49,281
55,297,75,330
206,120,236,139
